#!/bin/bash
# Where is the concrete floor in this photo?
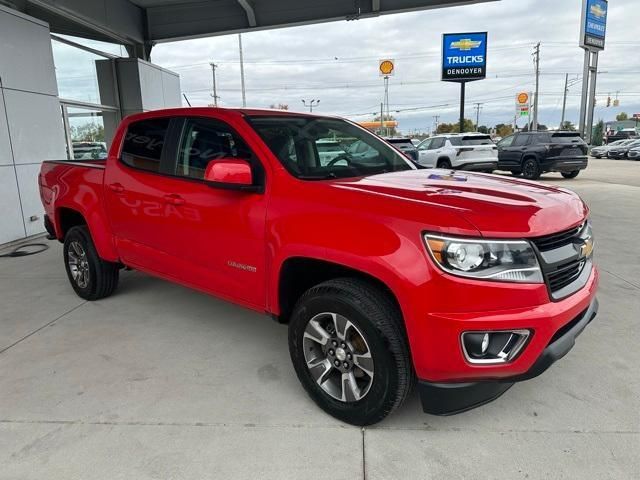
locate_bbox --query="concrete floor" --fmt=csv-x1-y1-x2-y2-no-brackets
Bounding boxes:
1,158,639,479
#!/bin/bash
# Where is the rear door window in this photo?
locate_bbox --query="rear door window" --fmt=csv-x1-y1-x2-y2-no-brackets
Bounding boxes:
512,134,530,147
121,118,170,173
550,134,585,145
430,137,445,149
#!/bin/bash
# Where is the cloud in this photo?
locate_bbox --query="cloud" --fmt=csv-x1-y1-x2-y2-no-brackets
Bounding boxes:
147,0,639,132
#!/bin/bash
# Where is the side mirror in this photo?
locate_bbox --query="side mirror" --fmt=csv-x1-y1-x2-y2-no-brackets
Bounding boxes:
204,158,256,190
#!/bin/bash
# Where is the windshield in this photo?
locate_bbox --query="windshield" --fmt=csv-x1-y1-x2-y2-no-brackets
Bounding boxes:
249,116,415,179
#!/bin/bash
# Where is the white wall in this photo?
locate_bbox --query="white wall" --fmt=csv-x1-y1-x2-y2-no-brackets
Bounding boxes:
0,6,66,244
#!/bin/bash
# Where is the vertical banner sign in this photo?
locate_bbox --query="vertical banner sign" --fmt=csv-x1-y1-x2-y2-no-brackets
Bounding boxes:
580,0,608,51
441,32,488,82
516,92,530,117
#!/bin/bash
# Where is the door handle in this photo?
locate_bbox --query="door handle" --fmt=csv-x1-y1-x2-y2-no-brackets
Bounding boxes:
108,183,124,193
163,194,185,206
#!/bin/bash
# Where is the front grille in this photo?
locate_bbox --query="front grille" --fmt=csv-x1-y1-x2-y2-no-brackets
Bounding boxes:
531,224,583,251
546,259,585,292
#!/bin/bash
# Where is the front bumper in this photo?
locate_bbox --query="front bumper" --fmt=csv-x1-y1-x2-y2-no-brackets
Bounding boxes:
418,297,598,415
608,151,628,159
546,156,588,172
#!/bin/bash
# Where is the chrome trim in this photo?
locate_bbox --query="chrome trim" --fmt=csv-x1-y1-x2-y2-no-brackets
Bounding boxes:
461,329,531,365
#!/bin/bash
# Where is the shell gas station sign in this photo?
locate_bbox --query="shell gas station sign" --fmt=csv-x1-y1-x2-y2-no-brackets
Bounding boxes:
379,59,395,77
516,92,531,117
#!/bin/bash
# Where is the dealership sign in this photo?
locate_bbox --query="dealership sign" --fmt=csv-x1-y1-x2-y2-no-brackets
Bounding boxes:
441,32,487,82
580,0,608,51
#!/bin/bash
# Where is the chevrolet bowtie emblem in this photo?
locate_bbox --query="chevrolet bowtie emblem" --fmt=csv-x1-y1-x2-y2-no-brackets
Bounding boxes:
590,4,606,18
580,237,594,259
450,39,482,51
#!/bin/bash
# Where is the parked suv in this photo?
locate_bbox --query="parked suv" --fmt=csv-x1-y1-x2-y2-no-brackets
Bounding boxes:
497,131,588,180
416,133,497,172
384,137,419,162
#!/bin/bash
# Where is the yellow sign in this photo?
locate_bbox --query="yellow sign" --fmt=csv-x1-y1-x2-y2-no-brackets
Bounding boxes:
379,59,395,76
590,3,606,18
450,38,482,51
517,92,529,105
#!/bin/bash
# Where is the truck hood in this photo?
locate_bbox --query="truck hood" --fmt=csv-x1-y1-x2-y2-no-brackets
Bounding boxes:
333,169,588,237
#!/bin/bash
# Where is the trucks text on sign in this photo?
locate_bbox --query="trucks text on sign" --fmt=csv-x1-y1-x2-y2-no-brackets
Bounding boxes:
442,32,488,82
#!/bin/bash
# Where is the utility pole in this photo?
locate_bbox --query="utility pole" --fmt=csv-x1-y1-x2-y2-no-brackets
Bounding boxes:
433,115,440,134
238,34,246,107
560,73,569,129
301,99,320,112
532,43,540,131
459,82,466,133
380,103,384,135
474,103,483,130
209,62,219,107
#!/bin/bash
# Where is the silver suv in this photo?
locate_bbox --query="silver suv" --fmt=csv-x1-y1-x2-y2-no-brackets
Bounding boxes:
417,133,498,172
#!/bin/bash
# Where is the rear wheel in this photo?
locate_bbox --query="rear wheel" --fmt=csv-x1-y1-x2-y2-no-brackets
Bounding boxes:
561,170,580,179
288,278,413,426
521,158,541,180
436,158,452,169
63,226,119,300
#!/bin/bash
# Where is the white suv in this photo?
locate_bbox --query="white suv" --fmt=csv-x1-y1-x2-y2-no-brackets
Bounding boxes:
417,133,498,172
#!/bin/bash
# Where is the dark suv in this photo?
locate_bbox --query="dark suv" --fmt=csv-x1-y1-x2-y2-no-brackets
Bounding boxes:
497,131,588,180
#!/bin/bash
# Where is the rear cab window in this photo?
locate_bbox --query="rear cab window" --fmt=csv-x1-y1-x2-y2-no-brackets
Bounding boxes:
448,135,494,147
121,118,170,173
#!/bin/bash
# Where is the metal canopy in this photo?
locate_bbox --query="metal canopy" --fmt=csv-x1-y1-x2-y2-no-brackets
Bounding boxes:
11,0,496,51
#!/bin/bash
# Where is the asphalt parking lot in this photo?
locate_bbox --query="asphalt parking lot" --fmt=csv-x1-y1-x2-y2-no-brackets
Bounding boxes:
1,158,638,479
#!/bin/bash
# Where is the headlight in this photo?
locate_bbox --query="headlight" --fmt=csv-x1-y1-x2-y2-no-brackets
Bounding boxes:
424,234,543,283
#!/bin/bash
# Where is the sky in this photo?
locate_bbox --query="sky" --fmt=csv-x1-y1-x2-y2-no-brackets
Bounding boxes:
146,0,637,134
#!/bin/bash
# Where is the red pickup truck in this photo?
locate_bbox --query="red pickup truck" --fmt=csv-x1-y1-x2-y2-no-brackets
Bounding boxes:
39,108,598,425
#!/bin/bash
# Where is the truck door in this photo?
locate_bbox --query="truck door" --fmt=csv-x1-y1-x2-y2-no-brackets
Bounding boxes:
146,115,268,308
498,134,529,168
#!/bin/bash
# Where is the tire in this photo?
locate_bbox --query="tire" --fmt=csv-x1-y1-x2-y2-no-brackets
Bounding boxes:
63,225,119,300
521,158,541,180
561,170,580,179
436,158,452,169
288,278,413,426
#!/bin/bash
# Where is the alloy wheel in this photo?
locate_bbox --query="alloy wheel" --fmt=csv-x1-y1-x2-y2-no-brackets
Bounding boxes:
303,312,374,402
67,241,90,288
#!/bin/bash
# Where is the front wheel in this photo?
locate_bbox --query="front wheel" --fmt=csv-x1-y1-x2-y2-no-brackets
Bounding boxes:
521,158,541,180
288,278,413,426
63,226,119,300
561,170,580,179
436,159,452,169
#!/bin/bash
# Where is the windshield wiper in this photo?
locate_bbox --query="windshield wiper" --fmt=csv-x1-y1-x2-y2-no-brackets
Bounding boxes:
297,172,339,180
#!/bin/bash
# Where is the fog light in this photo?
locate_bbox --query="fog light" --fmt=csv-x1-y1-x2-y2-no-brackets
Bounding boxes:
461,330,531,364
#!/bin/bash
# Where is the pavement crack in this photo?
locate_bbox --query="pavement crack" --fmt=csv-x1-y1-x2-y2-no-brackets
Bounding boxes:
600,268,640,290
0,301,87,356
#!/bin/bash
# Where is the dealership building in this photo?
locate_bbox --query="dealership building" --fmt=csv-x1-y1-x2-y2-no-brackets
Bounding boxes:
0,0,492,245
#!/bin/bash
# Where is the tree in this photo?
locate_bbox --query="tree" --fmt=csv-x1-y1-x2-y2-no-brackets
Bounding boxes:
477,125,489,134
560,121,576,131
436,119,475,134
592,120,604,146
495,123,514,138
70,123,104,142
616,112,628,121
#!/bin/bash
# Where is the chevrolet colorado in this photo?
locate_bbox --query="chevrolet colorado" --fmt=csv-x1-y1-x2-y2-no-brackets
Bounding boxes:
39,108,599,425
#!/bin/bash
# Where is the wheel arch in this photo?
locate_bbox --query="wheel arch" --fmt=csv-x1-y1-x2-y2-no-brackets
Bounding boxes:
54,205,119,262
275,256,402,326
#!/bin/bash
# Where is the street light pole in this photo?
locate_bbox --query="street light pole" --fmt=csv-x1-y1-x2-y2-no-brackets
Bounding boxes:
560,73,569,129
209,62,219,107
532,42,540,131
301,99,320,112
238,34,247,107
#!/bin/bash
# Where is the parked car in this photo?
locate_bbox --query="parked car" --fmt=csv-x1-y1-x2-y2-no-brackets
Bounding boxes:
606,129,638,143
590,139,631,158
383,137,419,162
39,107,598,426
607,139,640,159
628,146,640,160
72,142,108,160
316,139,347,166
497,131,588,180
416,133,497,172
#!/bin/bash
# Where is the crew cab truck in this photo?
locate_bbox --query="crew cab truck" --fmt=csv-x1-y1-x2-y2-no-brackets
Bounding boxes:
39,108,599,426
497,131,589,180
